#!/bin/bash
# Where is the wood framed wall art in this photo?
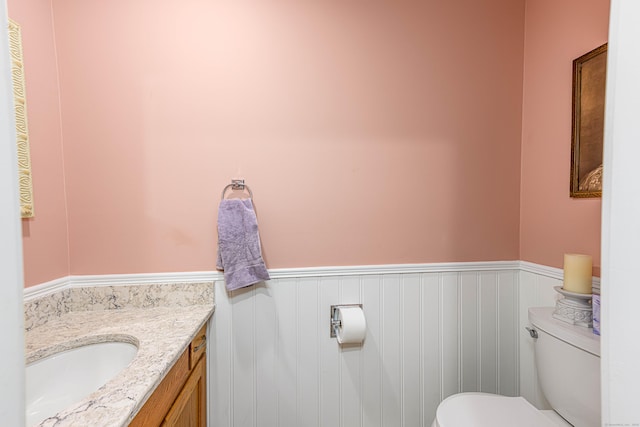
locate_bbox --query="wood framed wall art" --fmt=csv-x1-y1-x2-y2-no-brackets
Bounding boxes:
570,43,607,198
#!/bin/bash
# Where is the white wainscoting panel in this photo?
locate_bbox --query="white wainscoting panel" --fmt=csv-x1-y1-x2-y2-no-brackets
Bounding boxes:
210,268,520,427
21,261,601,426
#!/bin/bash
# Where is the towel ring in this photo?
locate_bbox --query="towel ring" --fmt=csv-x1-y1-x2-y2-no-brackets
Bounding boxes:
221,179,253,200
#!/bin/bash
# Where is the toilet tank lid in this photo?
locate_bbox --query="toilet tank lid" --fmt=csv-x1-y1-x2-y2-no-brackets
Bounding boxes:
435,393,558,427
528,307,600,357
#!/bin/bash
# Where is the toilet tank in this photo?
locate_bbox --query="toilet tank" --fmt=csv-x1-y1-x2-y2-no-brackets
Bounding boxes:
529,307,601,427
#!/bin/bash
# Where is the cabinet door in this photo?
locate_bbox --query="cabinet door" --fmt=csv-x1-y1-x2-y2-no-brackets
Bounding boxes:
131,350,190,427
163,354,206,427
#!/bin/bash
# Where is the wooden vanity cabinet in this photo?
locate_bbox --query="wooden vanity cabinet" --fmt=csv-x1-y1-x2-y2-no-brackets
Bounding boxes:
131,323,207,427
162,355,206,426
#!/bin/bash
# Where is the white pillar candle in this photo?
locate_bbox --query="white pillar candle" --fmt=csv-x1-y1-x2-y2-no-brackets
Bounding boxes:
563,254,593,294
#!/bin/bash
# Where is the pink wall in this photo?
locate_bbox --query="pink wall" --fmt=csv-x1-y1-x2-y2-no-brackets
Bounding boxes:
17,0,526,284
49,0,525,276
520,0,609,273
13,0,610,285
7,0,70,286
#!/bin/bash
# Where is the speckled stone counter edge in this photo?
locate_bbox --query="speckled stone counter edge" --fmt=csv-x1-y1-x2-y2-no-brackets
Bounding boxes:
25,282,214,331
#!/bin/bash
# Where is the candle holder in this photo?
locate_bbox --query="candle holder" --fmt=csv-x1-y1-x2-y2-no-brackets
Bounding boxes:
552,286,593,328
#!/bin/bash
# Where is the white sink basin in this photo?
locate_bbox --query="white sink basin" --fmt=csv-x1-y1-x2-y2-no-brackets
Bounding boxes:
26,340,138,426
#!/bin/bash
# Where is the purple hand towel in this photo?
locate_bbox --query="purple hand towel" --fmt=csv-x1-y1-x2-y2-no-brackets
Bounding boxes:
216,198,270,291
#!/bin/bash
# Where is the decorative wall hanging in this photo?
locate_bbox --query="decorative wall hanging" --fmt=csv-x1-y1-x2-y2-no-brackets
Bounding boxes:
8,18,35,217
570,43,607,198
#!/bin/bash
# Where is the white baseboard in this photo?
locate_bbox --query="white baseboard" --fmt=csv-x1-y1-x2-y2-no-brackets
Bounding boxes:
23,276,70,301
519,261,563,279
519,260,601,291
69,270,220,287
267,260,520,278
25,260,603,300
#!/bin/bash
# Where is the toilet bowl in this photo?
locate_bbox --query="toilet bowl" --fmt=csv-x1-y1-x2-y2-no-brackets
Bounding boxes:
431,307,600,427
431,393,571,427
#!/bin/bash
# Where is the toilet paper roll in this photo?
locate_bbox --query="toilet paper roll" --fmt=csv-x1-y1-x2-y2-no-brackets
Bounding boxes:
336,306,366,344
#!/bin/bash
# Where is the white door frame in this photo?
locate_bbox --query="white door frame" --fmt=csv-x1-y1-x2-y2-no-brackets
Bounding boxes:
0,0,26,424
600,0,640,424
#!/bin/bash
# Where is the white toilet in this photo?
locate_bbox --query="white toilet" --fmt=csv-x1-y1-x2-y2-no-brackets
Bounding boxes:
432,307,601,427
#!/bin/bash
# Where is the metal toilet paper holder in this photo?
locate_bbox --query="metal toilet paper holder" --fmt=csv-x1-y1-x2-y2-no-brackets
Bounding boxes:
330,304,363,338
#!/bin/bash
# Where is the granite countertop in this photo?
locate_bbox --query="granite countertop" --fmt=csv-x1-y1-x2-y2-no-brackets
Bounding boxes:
24,282,215,427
